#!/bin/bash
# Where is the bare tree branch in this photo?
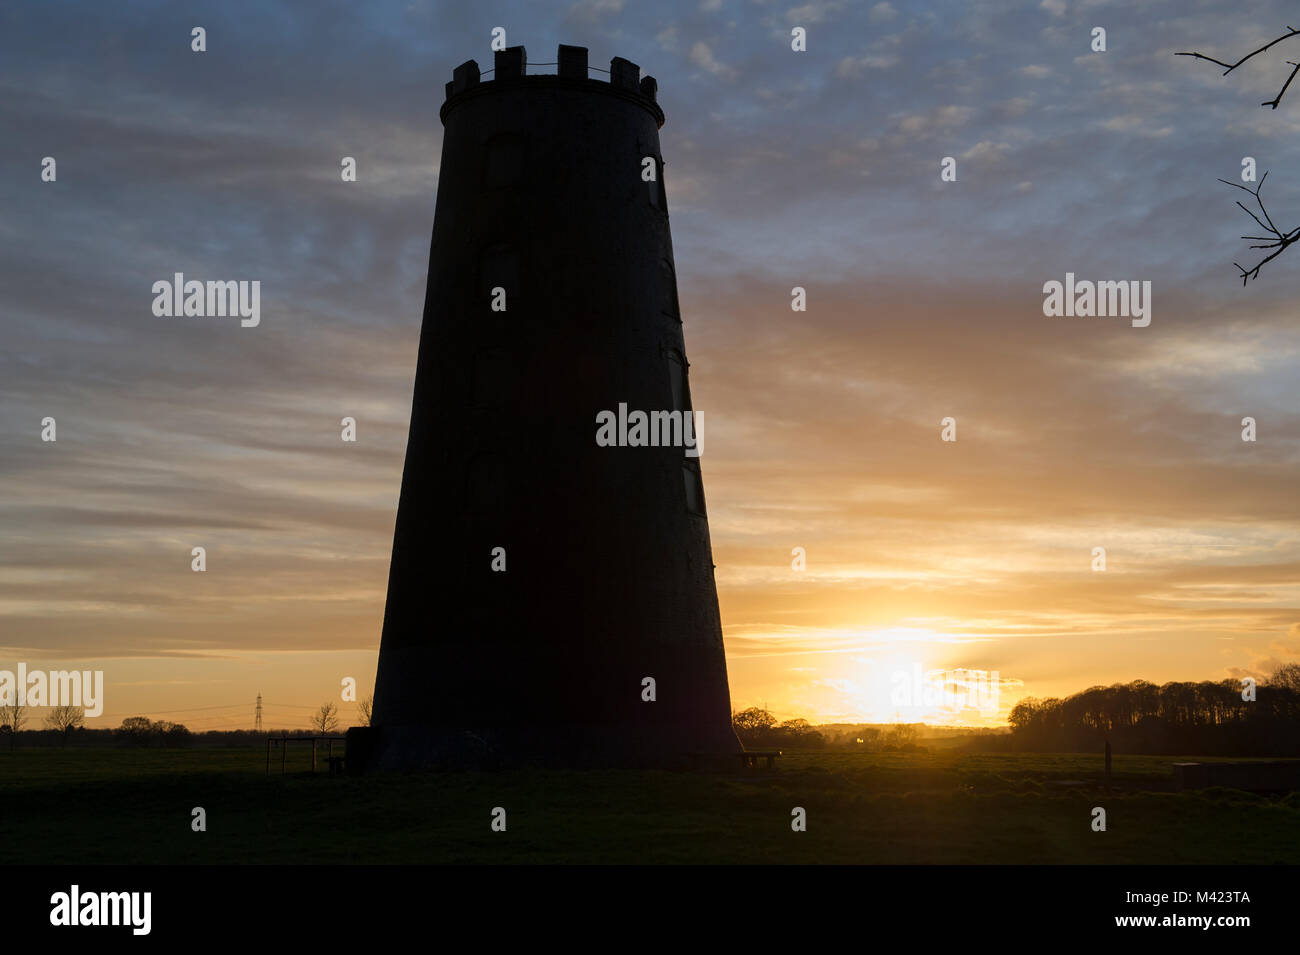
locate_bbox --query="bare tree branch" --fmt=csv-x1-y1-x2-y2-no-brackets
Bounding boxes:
310,701,340,734
1265,60,1300,108
0,704,28,750
1214,173,1300,283
1178,26,1300,108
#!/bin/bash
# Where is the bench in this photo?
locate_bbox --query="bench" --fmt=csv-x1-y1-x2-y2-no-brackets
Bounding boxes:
327,756,346,776
741,750,781,769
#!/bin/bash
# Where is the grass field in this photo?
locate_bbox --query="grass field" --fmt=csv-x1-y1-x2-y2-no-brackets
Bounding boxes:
3,747,1298,864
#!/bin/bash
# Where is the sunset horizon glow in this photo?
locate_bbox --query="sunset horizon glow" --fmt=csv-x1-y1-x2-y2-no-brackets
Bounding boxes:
3,1,1298,733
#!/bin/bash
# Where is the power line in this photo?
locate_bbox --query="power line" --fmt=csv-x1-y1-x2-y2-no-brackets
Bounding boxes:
92,700,329,717
92,703,251,717
260,703,322,710
85,695,367,729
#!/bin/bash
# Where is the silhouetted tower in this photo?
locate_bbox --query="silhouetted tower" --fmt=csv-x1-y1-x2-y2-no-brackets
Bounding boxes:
360,44,740,770
254,692,263,733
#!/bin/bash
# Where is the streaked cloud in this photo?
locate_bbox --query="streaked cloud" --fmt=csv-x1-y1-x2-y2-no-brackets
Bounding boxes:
1,0,1298,728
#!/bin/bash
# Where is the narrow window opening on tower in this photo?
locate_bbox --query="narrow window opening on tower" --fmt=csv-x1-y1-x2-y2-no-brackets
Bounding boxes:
649,156,669,215
472,350,511,407
480,243,520,310
484,134,525,189
468,452,507,514
660,259,681,322
667,351,690,411
672,352,705,515
648,159,662,208
683,462,706,516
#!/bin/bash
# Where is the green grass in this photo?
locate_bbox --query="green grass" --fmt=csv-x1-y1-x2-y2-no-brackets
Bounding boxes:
2,747,1296,863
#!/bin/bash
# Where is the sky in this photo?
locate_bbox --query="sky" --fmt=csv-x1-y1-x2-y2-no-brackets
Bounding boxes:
2,0,1298,730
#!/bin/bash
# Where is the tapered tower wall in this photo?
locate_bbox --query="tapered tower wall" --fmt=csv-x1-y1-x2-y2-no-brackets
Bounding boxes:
363,45,739,769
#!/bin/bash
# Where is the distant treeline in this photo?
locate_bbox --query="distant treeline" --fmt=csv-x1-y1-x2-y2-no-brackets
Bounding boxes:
2,719,338,749
734,666,1300,757
730,709,1004,752
6,669,1298,758
1008,669,1300,756
732,710,831,749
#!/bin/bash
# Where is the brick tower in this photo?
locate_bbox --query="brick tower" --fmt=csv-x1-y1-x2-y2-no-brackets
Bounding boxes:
358,44,740,770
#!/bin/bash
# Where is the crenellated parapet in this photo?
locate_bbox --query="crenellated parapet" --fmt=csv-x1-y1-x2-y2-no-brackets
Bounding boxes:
441,44,664,127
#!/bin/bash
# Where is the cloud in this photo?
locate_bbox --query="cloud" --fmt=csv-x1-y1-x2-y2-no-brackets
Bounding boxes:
786,1,845,25
897,104,973,136
960,140,1012,166
4,0,1300,726
869,2,898,23
565,0,625,24
689,40,738,79
1101,114,1174,137
835,53,898,76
